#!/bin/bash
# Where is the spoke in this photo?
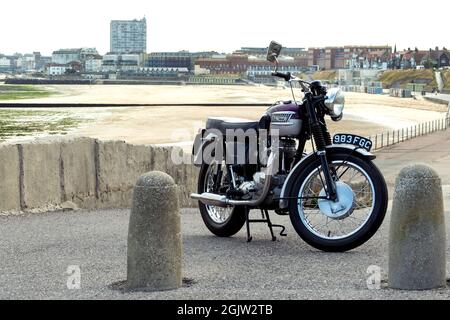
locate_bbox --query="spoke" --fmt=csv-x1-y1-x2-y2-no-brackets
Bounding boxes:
317,168,327,191
347,169,362,184
337,166,351,180
354,190,372,197
307,186,316,195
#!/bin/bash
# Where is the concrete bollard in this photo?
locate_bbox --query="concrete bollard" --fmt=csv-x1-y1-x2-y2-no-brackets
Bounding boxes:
127,171,182,291
389,164,446,290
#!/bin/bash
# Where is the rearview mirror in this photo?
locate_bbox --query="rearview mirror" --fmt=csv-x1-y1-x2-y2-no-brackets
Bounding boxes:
267,41,282,63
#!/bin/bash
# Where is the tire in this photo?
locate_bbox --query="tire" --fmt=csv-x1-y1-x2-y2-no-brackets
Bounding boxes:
198,163,246,237
289,153,388,252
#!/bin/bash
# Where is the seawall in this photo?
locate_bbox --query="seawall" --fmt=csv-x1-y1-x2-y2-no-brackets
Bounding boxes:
0,137,198,214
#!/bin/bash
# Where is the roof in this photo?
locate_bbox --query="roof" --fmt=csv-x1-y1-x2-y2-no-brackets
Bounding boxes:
140,67,189,72
46,63,69,67
85,54,103,60
52,49,82,55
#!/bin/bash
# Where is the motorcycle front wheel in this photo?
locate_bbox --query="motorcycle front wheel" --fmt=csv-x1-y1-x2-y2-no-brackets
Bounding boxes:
289,153,388,252
198,161,247,237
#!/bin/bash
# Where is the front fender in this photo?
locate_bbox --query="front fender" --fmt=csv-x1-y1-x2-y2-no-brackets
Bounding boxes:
279,144,375,209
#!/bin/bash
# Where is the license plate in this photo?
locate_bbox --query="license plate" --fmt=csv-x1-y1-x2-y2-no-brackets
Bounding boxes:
333,133,373,151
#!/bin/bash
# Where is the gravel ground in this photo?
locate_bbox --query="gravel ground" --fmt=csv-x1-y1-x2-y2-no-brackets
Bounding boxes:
0,205,449,300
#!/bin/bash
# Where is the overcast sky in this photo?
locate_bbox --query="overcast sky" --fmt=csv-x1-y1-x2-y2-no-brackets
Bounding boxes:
0,0,448,55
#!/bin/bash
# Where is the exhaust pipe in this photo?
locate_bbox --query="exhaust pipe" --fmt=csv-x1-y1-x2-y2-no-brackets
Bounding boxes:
190,193,230,207
190,175,272,207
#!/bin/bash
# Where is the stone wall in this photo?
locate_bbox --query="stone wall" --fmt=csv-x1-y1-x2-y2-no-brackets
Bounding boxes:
0,137,198,214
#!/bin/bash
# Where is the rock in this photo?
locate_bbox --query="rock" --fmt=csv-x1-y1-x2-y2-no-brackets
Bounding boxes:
126,171,182,291
388,163,447,290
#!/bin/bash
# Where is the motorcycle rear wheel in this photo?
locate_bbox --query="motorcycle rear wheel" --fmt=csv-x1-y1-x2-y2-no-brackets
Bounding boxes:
198,162,247,237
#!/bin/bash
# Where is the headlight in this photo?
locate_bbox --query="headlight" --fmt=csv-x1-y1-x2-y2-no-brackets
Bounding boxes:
325,88,345,120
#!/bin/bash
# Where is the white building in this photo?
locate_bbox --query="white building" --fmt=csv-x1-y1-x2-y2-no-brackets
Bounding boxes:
84,55,103,72
120,53,141,72
19,54,36,72
194,64,210,75
52,48,99,65
0,56,11,71
46,64,68,76
110,18,147,53
102,53,119,72
102,53,144,72
52,49,81,64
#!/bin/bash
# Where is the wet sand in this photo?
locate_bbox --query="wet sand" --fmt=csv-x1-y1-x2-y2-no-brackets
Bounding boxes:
1,85,446,146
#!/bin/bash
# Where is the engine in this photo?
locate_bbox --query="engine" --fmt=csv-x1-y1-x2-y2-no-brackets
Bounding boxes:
231,138,297,209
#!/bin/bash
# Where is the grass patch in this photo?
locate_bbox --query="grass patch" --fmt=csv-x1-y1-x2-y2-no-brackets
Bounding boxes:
378,70,435,88
0,109,83,140
0,85,54,100
311,70,337,82
442,70,450,89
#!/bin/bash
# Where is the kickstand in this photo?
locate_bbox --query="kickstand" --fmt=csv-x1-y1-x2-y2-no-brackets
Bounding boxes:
245,209,287,243
245,209,253,243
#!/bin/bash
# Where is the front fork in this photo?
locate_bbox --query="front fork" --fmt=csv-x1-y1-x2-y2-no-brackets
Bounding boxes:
305,92,338,201
317,150,337,201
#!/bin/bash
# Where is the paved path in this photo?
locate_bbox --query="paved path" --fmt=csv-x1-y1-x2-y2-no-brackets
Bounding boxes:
425,93,450,105
374,127,450,187
1,130,450,300
1,207,449,300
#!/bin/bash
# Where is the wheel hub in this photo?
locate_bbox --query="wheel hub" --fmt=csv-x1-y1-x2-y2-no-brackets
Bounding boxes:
318,182,355,220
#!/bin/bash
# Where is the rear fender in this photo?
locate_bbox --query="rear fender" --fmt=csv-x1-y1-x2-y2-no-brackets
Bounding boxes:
279,144,375,208
192,129,222,167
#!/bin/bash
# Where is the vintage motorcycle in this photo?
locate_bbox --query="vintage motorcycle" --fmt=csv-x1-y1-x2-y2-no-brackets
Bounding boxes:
191,41,388,252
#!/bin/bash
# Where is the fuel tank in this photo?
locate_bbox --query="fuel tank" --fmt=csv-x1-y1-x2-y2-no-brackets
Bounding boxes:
266,100,303,137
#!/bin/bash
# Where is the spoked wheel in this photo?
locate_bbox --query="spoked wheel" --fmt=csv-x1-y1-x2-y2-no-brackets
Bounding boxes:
289,153,388,252
198,160,246,237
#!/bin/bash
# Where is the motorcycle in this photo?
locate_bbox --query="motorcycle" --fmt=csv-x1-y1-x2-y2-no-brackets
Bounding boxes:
191,41,388,252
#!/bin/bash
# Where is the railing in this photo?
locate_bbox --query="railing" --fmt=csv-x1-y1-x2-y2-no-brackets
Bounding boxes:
369,116,450,151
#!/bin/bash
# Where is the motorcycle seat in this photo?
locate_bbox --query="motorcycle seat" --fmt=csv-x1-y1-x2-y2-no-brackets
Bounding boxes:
206,117,259,135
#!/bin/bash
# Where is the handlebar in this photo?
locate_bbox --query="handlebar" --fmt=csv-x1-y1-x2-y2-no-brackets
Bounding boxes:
271,72,291,82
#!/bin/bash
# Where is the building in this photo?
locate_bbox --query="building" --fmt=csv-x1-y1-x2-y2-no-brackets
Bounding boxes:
19,54,36,72
84,54,103,72
195,54,249,76
134,67,189,79
421,48,450,68
235,47,307,58
195,52,310,81
120,53,142,71
436,49,450,67
46,64,69,76
308,46,392,70
52,48,99,65
33,52,52,72
110,18,147,53
52,49,81,65
388,47,450,69
293,51,309,67
0,55,11,71
146,51,193,71
102,53,145,72
246,57,306,83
